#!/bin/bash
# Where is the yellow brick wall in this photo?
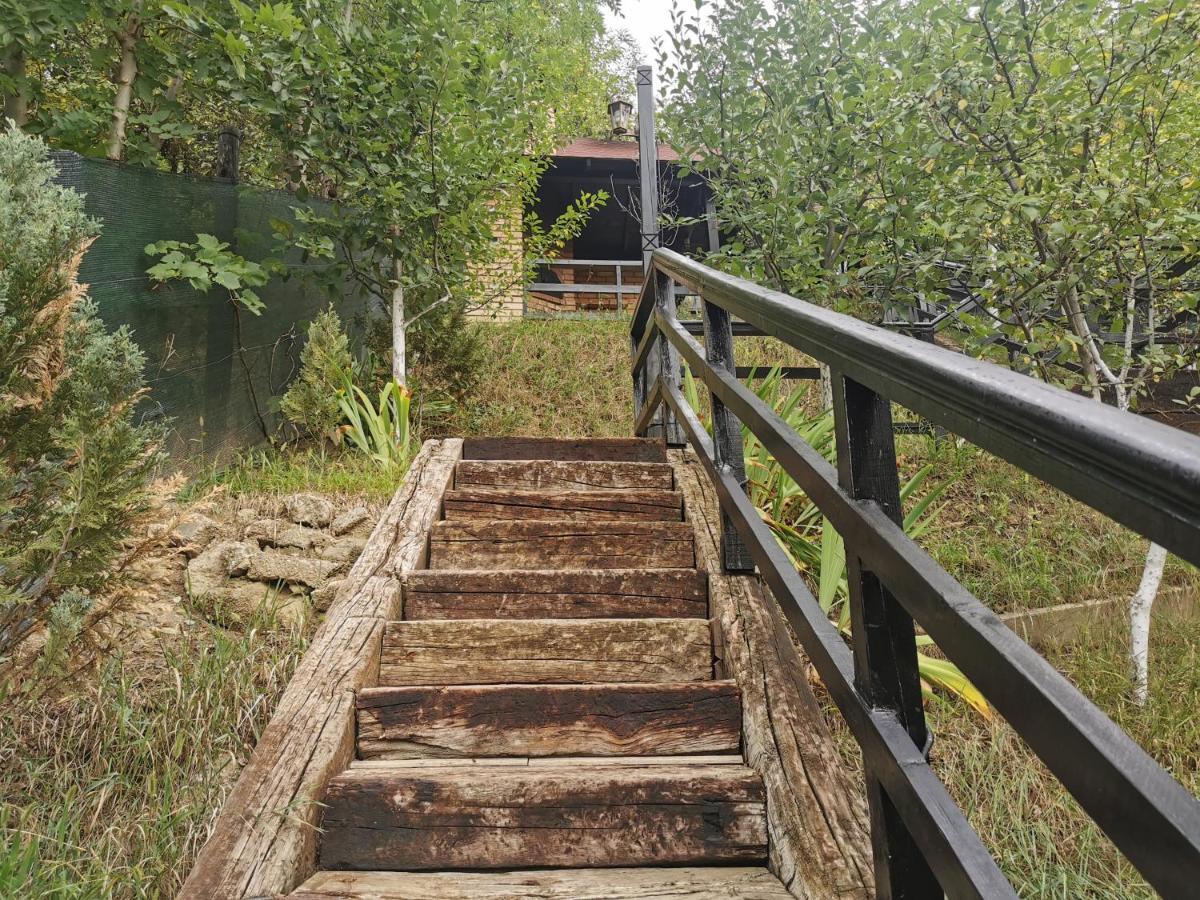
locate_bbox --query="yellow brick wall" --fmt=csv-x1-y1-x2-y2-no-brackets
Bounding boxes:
468,197,526,321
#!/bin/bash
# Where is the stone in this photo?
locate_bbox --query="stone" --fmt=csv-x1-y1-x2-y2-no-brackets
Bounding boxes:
235,508,259,525
244,519,329,551
317,535,368,564
283,493,335,528
245,549,342,589
312,577,345,613
330,506,370,536
172,513,221,550
147,522,169,540
186,541,306,626
224,541,256,578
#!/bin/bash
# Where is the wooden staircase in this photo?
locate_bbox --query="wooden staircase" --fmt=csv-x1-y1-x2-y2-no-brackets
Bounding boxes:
290,437,792,899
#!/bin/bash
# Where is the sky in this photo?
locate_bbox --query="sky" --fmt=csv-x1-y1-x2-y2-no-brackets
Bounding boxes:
602,0,696,69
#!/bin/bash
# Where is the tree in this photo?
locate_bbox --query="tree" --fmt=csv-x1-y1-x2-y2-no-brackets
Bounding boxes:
0,127,161,670
663,0,1200,702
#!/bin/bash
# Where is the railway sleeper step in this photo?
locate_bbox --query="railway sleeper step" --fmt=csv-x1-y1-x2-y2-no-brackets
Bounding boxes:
378,618,714,686
356,680,741,759
316,759,767,871
428,519,695,570
461,436,667,463
403,568,708,620
291,866,793,899
454,459,674,492
441,487,684,521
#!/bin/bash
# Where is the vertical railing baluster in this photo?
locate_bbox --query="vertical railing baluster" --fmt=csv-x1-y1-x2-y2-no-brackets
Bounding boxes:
648,268,685,445
831,372,938,899
701,297,754,572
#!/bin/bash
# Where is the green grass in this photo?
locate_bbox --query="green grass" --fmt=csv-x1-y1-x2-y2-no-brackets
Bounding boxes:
0,604,311,899
179,445,404,504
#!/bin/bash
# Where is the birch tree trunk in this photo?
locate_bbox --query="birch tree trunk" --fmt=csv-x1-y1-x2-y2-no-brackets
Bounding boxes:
2,44,27,128
106,5,142,162
391,254,406,387
1130,542,1168,706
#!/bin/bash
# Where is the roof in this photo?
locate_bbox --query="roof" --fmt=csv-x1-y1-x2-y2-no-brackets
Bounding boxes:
552,137,681,162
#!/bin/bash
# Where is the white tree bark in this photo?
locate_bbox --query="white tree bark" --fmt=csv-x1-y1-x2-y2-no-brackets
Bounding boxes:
1130,542,1168,706
106,5,142,161
391,254,406,387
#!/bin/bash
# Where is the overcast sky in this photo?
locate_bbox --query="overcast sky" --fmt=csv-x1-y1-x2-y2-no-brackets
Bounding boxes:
603,0,703,69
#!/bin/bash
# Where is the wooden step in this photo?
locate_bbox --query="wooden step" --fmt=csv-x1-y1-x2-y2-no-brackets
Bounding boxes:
292,867,793,899
317,760,767,870
442,488,683,521
428,520,694,570
455,459,673,492
379,618,713,685
404,569,708,620
356,681,741,759
462,436,666,462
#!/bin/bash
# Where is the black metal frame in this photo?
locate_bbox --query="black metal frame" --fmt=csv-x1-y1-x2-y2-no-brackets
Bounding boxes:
631,247,1200,898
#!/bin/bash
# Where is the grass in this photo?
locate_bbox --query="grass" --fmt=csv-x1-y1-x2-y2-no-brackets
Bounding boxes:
178,445,403,504
0,604,312,899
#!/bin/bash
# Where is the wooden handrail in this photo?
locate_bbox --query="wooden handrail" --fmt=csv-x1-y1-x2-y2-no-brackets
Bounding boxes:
630,246,1200,898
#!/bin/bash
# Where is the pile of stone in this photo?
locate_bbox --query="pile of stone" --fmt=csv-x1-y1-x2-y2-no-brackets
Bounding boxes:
174,493,372,625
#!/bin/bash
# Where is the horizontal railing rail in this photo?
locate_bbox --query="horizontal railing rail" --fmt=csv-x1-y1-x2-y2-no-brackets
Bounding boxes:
630,246,1200,898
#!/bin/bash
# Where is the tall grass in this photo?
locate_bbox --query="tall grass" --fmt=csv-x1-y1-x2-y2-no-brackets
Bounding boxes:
0,604,311,898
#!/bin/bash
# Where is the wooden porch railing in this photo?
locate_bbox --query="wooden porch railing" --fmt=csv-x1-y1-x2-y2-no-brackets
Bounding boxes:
630,246,1200,898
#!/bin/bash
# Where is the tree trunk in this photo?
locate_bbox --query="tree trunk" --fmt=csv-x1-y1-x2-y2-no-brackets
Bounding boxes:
1130,542,1167,706
106,5,142,162
391,254,406,387
2,43,27,128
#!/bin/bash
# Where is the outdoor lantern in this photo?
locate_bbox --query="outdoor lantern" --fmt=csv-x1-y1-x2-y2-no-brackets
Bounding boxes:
608,98,634,137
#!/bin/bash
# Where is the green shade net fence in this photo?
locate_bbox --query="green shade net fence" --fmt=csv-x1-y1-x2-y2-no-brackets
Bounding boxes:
51,152,368,466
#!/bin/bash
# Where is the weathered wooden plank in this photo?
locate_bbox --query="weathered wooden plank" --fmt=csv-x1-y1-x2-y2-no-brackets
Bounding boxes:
428,520,695,570
404,568,708,619
462,436,667,462
177,439,463,900
379,618,713,685
442,488,682,521
671,449,874,899
455,459,673,491
356,681,741,758
317,761,767,870
292,866,794,899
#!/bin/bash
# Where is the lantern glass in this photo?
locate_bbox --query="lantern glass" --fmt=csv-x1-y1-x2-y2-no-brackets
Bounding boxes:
608,99,633,137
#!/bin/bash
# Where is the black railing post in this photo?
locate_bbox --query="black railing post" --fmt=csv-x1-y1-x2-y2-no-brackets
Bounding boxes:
701,297,754,571
645,268,685,445
831,372,938,899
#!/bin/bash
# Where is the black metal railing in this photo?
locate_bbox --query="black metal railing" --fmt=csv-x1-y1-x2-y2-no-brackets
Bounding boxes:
630,247,1200,899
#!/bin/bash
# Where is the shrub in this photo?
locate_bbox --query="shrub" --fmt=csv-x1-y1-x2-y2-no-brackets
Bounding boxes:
280,307,355,439
0,128,162,673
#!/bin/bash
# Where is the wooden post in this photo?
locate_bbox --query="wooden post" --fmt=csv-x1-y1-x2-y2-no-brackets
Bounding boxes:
637,66,660,273
831,373,938,899
701,298,754,572
216,127,242,182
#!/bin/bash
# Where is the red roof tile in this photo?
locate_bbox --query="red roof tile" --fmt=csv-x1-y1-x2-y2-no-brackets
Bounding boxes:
553,137,680,162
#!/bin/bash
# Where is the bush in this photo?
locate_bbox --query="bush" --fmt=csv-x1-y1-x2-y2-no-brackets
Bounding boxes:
280,307,355,439
0,128,162,673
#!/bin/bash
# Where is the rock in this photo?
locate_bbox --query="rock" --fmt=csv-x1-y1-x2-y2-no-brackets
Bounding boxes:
317,535,369,564
224,541,256,577
330,505,370,536
172,513,221,551
244,519,329,551
283,493,335,528
147,522,169,540
186,541,306,626
312,577,346,613
235,508,259,525
245,549,343,590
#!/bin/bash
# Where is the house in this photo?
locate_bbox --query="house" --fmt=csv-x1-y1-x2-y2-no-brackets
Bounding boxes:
473,98,716,320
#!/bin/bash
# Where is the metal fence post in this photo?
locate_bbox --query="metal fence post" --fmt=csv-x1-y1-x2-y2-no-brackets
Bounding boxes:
831,372,938,899
702,297,754,571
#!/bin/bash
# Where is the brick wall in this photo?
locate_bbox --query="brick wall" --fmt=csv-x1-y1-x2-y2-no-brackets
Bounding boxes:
467,196,526,321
